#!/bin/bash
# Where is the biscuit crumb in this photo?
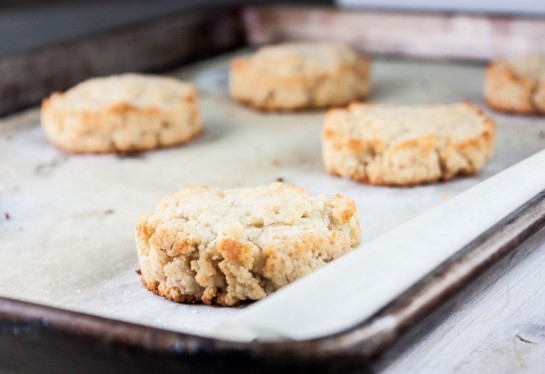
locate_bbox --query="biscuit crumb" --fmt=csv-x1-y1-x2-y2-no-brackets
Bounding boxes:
135,269,142,275
104,209,114,215
276,177,284,182
34,155,67,177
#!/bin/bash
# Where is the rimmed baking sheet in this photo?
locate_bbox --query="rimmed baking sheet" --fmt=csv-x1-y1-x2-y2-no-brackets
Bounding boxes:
1,50,545,339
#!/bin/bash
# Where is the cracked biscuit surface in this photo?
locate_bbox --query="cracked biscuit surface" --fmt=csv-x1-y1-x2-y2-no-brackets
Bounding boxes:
41,74,202,153
136,183,361,306
230,42,371,111
485,54,545,114
322,102,496,186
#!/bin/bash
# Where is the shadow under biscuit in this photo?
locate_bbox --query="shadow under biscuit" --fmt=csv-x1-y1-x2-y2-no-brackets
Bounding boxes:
116,152,146,160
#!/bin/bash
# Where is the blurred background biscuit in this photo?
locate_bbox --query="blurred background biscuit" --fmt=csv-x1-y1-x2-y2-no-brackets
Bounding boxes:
485,55,545,115
41,74,202,153
230,42,371,111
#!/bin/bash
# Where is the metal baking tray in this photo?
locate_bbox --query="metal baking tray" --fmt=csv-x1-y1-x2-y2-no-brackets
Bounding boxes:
2,4,545,373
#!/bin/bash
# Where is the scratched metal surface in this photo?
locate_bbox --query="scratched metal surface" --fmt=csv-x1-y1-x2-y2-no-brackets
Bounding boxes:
1,51,545,338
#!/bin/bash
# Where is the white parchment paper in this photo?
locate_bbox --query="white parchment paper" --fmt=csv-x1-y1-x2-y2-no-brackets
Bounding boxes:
1,52,544,338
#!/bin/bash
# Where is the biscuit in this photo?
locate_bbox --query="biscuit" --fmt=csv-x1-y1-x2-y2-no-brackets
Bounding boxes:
41,74,202,153
322,102,495,186
230,42,371,111
485,54,545,114
135,183,361,306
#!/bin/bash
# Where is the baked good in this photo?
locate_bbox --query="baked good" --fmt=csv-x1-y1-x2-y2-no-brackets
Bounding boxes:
230,42,371,111
322,102,495,186
135,183,361,306
41,74,202,153
485,54,545,114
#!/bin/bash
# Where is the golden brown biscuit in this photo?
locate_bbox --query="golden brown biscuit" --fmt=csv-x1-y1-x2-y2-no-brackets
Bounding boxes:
485,55,545,115
135,183,361,306
41,74,202,153
322,102,496,186
230,43,371,111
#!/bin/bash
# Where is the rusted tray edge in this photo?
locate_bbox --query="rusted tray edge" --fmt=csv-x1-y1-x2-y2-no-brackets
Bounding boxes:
242,6,545,61
0,6,246,116
1,189,544,368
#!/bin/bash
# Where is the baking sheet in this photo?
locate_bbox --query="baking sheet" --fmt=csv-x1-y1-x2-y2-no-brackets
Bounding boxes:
1,51,544,338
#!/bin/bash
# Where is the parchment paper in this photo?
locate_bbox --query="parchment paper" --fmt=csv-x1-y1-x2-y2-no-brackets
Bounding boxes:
1,51,544,338
217,150,545,341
